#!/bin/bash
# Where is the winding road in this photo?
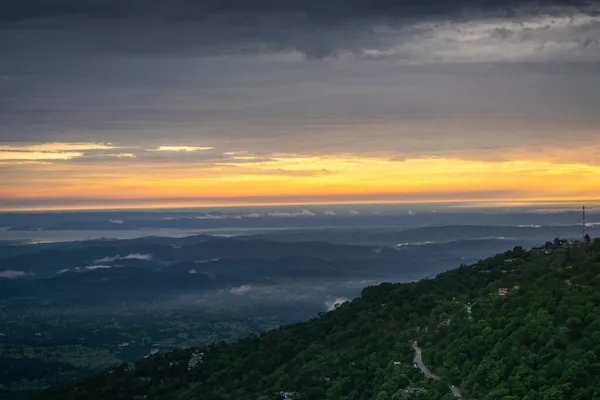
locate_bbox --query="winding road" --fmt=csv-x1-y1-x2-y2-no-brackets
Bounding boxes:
412,341,464,399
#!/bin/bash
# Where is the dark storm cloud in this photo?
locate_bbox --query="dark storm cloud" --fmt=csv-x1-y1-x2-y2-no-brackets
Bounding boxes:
1,0,598,62
1,0,600,167
0,0,593,22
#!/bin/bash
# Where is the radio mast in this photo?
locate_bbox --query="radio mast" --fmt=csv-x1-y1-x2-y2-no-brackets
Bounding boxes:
582,205,587,242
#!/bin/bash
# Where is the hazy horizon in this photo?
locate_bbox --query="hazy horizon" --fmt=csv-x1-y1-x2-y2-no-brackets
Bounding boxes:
1,199,600,213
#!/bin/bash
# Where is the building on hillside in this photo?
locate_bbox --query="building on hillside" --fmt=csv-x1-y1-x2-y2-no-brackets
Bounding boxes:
188,352,204,370
504,258,523,264
498,288,508,297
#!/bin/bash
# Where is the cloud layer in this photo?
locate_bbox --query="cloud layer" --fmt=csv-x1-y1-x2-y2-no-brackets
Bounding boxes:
0,270,27,279
95,253,153,262
2,1,599,62
1,0,592,22
2,0,600,210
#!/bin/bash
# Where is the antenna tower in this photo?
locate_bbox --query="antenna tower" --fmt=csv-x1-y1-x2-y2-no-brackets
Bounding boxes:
582,205,586,241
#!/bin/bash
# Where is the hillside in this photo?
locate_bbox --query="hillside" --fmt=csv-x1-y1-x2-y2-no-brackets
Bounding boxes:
30,238,600,400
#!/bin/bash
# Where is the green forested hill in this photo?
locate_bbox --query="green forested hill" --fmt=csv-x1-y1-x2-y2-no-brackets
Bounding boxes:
31,238,600,400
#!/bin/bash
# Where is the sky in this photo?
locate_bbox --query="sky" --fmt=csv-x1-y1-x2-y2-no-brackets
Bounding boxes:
1,0,600,211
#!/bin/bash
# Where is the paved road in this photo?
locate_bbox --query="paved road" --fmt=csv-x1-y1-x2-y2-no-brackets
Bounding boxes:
412,341,464,399
412,341,441,381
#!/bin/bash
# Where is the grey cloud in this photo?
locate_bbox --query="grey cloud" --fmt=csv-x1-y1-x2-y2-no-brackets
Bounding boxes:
58,265,120,273
1,0,592,23
229,284,259,296
325,296,349,311
224,282,333,303
0,144,137,162
0,270,27,279
1,1,598,62
95,253,153,262
1,0,600,176
3,57,599,156
46,149,284,169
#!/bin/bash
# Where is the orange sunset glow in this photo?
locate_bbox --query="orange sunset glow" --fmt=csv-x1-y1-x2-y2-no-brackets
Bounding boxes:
2,146,600,211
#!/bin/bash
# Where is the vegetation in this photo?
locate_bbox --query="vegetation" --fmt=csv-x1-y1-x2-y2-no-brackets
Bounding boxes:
0,312,282,400
29,238,600,400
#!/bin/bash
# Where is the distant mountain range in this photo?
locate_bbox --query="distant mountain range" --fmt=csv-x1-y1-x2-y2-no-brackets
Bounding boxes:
243,224,596,246
2,209,597,232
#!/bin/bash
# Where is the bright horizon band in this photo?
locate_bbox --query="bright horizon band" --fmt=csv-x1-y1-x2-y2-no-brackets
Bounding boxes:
2,148,600,211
